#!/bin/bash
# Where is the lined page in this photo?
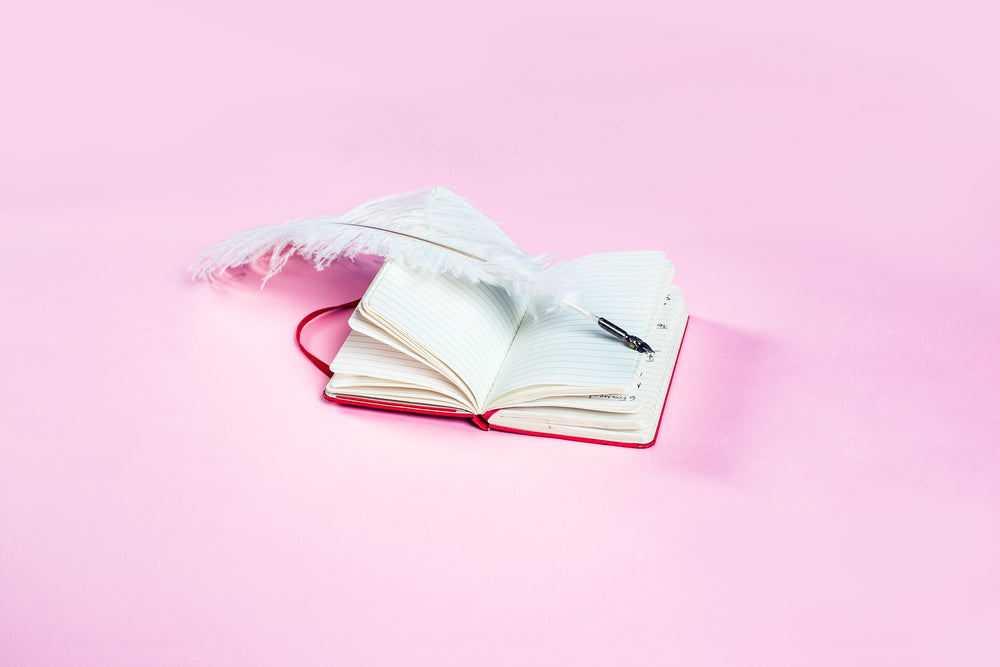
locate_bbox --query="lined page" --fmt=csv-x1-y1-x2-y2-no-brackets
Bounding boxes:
496,284,686,414
359,261,529,410
488,288,688,444
486,252,671,407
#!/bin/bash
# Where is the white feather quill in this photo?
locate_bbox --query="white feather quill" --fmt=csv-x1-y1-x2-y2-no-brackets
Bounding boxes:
191,187,653,352
191,187,553,299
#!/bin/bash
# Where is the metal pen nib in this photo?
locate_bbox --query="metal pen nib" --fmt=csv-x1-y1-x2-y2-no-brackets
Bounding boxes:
597,318,654,354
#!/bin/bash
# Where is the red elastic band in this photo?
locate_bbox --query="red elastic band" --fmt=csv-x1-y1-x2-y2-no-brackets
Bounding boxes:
295,299,361,377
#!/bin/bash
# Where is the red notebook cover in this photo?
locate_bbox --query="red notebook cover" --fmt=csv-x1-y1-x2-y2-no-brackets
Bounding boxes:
298,303,688,448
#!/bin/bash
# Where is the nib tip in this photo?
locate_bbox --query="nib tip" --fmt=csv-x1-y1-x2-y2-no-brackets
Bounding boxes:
626,335,654,354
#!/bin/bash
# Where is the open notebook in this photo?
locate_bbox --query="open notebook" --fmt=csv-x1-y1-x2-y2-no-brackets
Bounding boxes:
324,251,688,447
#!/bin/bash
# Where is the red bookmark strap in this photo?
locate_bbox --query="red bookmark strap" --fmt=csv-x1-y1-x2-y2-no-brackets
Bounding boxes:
295,299,361,377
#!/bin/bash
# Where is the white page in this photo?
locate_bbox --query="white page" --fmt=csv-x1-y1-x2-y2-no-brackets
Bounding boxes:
357,261,529,411
488,288,688,444
497,284,686,413
486,252,672,408
328,331,475,411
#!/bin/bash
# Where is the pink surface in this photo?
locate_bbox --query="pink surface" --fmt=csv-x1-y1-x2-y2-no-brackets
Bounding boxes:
2,1,998,665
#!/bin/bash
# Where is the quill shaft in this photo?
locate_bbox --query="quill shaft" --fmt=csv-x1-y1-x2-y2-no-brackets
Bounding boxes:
340,223,487,262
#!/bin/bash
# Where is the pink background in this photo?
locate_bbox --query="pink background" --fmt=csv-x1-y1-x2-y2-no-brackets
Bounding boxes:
2,1,998,665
